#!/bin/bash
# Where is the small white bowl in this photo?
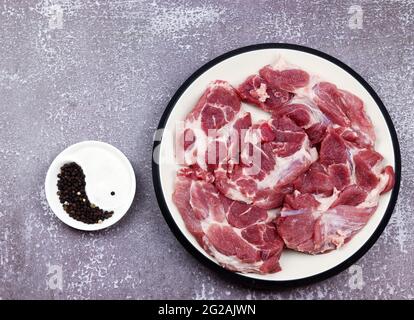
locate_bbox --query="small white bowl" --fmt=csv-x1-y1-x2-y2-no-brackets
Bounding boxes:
45,141,136,231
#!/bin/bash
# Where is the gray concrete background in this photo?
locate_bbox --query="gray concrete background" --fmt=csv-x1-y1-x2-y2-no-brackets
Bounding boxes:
0,0,413,299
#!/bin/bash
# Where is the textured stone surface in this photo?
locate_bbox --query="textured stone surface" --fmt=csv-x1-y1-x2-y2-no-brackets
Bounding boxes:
0,0,413,300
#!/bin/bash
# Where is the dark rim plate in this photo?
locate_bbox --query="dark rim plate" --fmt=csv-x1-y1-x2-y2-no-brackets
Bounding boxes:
152,43,401,288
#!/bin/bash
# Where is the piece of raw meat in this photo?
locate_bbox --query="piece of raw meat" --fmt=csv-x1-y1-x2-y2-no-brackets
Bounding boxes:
176,80,243,170
277,129,395,254
277,205,376,254
259,65,310,92
273,96,329,145
237,75,293,113
313,82,375,146
173,172,284,273
214,116,317,209
237,57,310,113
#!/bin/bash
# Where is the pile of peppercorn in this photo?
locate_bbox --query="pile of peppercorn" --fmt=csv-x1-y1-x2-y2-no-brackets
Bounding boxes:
57,162,114,224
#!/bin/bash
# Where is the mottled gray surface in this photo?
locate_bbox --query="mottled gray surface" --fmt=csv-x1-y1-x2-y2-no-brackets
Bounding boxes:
0,0,413,300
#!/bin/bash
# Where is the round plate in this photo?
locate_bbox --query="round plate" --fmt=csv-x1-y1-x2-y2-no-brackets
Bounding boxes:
45,141,136,231
152,44,401,287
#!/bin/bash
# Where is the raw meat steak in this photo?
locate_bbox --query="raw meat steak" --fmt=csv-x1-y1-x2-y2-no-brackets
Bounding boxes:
277,129,395,254
173,172,284,274
237,75,293,113
272,96,329,145
214,116,317,209
313,82,375,146
176,80,244,170
259,65,310,92
277,205,376,254
237,57,309,113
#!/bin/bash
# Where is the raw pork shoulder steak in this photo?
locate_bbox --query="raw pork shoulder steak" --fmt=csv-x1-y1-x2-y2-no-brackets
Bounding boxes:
214,115,317,209
277,130,394,254
172,56,395,274
173,170,284,274
177,80,250,171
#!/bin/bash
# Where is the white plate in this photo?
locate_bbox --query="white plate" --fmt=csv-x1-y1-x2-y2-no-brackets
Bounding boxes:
153,44,400,285
45,141,136,231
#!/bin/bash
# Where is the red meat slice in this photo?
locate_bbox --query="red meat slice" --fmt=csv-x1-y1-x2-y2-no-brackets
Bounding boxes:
284,192,321,210
313,82,351,127
319,129,348,166
330,185,367,207
273,103,312,127
339,89,375,143
205,112,252,171
189,178,226,222
271,96,330,147
193,81,241,133
313,82,375,145
276,209,317,253
293,162,334,196
354,149,382,190
381,166,395,194
172,175,205,245
277,205,376,254
227,201,268,228
259,65,310,92
305,122,328,146
206,225,260,263
328,164,351,191
177,81,242,170
237,75,293,113
241,223,284,273
334,126,372,149
355,149,383,168
215,116,317,209
172,173,284,274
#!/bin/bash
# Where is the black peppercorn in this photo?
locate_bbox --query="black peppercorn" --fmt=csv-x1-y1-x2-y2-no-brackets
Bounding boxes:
57,162,114,224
